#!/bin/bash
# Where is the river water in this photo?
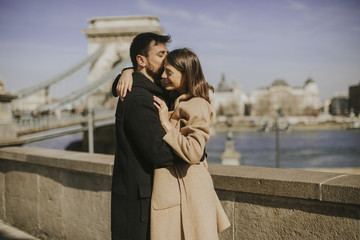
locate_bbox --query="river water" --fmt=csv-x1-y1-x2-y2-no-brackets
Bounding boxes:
25,129,360,169
207,129,360,168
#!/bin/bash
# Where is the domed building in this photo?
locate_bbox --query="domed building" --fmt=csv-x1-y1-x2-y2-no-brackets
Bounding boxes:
211,73,248,116
250,78,321,116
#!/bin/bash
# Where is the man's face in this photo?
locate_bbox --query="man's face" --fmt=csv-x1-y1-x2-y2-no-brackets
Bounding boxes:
144,41,168,80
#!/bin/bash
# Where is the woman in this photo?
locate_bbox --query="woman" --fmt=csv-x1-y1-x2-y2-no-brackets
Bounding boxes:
119,48,230,239
152,48,230,240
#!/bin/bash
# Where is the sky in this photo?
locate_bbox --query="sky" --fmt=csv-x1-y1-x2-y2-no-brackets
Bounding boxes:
0,0,360,101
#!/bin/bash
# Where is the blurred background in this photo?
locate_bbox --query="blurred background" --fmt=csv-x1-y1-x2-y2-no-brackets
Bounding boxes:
0,0,359,171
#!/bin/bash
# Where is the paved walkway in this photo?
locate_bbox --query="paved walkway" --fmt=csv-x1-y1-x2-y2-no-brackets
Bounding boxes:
0,221,39,240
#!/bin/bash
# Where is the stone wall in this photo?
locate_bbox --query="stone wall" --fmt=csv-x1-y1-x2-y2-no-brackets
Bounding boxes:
0,147,359,239
211,165,360,239
0,147,113,239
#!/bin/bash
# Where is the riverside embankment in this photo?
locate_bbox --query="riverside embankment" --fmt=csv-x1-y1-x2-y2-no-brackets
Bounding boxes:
1,147,359,239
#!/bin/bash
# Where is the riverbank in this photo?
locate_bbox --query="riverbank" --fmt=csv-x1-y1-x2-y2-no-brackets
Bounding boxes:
23,125,360,171
214,121,356,132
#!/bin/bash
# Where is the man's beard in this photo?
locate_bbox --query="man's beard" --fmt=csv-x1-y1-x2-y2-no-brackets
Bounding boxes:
146,63,164,83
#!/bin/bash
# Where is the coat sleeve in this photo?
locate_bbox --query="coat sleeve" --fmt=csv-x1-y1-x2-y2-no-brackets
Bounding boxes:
111,68,134,97
125,95,181,168
111,74,120,97
163,99,214,164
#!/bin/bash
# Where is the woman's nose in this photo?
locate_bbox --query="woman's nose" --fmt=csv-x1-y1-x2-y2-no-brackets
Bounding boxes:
161,71,167,79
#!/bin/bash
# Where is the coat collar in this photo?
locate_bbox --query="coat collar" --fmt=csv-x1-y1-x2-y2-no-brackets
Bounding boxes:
132,70,164,96
172,93,192,110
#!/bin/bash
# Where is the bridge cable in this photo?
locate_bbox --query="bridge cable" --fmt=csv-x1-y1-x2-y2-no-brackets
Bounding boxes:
14,46,105,99
38,56,131,111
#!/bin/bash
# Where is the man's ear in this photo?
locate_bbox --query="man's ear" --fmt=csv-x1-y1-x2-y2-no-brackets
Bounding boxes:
136,55,146,67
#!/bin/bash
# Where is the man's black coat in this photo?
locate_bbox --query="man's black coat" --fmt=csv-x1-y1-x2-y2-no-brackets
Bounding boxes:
111,70,181,240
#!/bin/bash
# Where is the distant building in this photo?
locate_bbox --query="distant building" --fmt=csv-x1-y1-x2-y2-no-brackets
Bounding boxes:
250,78,321,116
329,95,349,116
211,73,248,116
322,98,331,114
349,83,360,116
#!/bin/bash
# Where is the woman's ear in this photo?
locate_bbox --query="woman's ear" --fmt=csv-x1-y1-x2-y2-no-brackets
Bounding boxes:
136,55,146,67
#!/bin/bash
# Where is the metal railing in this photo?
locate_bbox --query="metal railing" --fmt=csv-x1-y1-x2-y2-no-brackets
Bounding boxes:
15,109,114,134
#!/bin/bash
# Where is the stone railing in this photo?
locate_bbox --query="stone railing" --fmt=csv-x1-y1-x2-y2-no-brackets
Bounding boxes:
0,147,359,240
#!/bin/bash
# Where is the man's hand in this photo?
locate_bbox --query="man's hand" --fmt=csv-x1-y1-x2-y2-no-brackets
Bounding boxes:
117,68,134,101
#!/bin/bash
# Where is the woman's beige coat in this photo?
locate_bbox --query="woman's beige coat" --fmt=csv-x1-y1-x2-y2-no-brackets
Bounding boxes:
151,94,230,240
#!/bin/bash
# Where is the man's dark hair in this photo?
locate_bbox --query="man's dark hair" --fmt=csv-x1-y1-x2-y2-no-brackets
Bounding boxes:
130,32,171,69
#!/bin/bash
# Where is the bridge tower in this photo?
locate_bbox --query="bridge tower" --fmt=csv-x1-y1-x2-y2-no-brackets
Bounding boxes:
82,16,164,109
0,78,18,144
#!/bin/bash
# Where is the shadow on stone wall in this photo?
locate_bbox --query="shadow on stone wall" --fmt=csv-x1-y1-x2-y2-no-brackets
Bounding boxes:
66,125,116,155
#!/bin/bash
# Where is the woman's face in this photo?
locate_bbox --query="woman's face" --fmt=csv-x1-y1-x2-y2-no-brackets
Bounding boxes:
161,62,186,94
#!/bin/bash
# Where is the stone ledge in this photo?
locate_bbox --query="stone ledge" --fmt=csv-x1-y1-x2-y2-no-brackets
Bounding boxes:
1,147,359,206
321,175,360,205
208,164,360,205
0,147,113,176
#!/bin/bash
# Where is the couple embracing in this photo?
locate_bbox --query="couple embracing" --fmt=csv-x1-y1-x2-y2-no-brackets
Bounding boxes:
111,32,230,240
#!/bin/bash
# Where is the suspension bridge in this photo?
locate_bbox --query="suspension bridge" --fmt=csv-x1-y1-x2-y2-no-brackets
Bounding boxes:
1,16,164,149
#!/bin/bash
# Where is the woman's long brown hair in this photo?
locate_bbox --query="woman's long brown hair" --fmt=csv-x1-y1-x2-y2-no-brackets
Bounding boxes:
166,48,214,103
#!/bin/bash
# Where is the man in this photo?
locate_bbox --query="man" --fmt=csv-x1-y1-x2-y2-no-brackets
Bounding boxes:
111,32,182,240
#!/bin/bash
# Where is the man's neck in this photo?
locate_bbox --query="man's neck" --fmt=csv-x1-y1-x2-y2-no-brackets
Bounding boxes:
137,67,155,83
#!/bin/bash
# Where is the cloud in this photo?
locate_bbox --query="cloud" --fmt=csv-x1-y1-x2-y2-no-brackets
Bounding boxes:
197,13,231,30
136,0,192,20
286,0,307,11
136,0,231,31
206,41,227,50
